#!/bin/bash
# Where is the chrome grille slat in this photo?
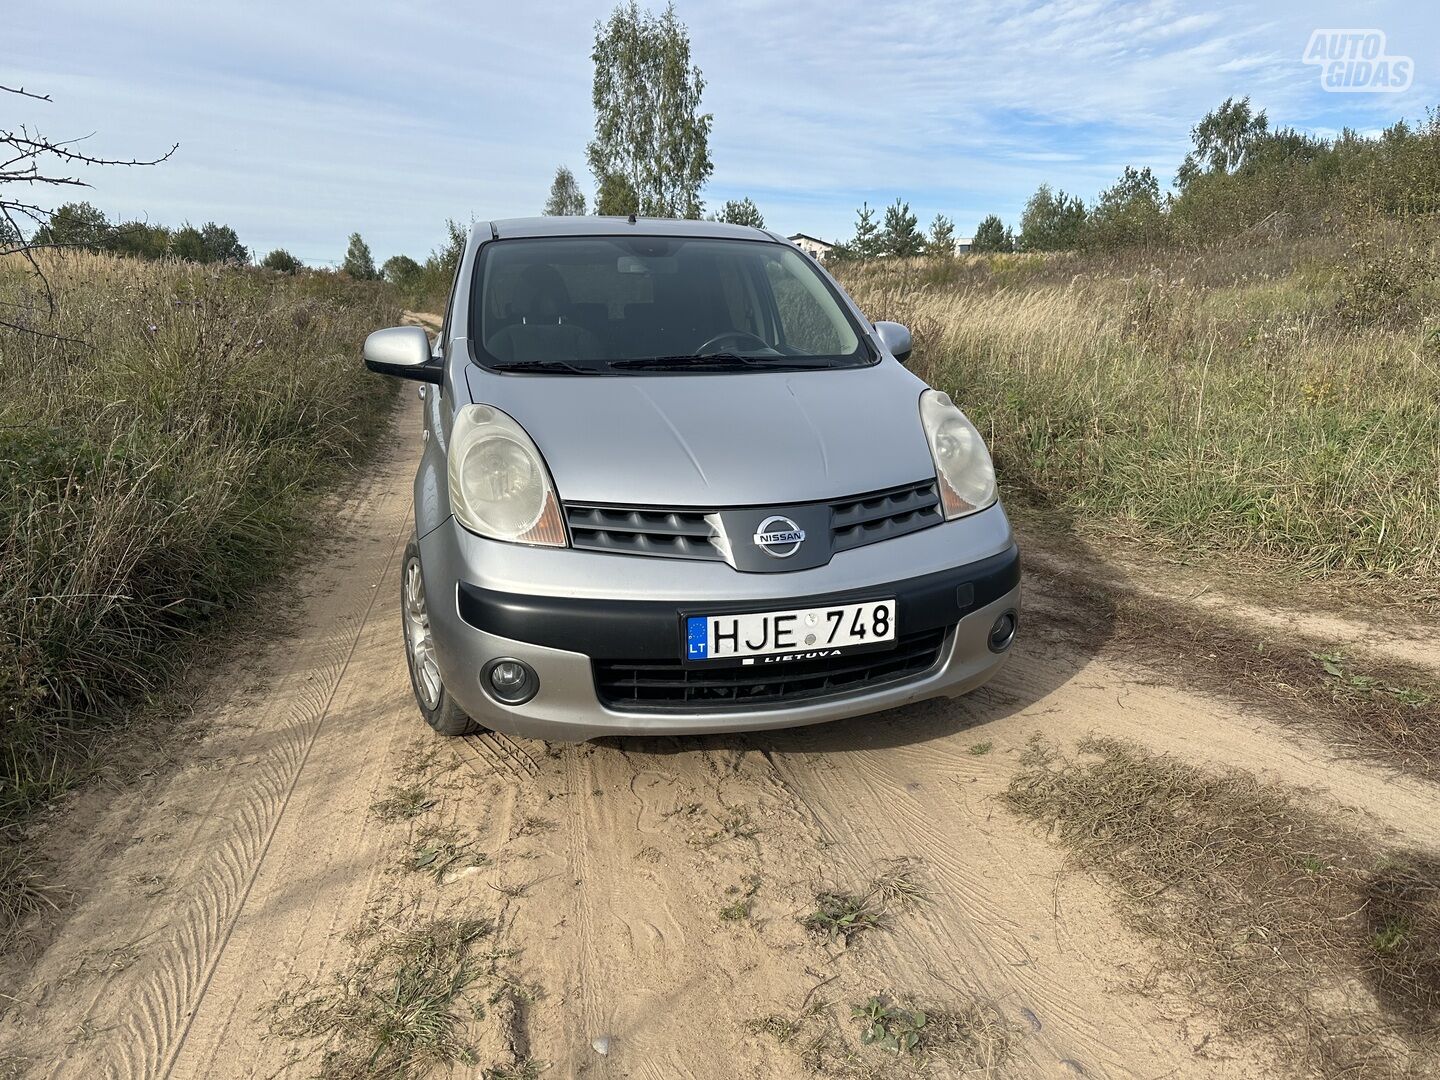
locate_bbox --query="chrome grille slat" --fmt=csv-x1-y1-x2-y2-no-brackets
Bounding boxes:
566,503,724,561
830,479,943,552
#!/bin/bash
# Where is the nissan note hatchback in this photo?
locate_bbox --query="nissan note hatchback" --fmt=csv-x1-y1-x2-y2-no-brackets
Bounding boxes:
363,217,1020,740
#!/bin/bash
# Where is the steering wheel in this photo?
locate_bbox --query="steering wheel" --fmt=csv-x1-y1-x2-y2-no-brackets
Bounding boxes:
695,330,774,356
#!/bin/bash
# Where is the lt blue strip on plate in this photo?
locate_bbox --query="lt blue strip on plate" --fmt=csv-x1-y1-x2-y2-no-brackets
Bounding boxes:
686,616,708,660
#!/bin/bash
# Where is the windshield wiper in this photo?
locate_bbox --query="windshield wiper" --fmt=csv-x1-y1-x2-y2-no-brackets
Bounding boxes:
489,359,605,375
608,353,801,371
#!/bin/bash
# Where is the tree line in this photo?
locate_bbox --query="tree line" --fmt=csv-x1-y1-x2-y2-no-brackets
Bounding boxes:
828,97,1440,260
7,199,250,264
15,199,471,293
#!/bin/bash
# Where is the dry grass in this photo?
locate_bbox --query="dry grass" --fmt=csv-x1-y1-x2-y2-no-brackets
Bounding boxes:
0,844,58,956
406,824,489,884
370,782,439,824
1005,736,1440,1078
836,230,1440,590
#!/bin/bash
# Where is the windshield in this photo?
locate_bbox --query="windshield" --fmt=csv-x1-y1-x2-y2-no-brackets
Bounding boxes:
469,235,870,374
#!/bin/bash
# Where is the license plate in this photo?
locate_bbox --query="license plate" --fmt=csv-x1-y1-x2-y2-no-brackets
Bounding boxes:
684,600,896,665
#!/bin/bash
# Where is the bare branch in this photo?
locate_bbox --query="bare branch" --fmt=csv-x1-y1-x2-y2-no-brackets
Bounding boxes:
1,85,53,103
1,86,175,335
0,131,178,169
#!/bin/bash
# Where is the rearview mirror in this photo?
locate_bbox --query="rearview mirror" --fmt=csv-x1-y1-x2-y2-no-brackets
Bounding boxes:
364,325,441,383
873,321,912,364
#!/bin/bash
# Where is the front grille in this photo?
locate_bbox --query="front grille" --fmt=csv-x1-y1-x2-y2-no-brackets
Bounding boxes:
830,480,942,552
594,626,950,712
564,479,942,564
566,504,725,561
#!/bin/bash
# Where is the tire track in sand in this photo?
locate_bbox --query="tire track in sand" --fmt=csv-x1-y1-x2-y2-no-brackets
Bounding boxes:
754,686,1244,1080
12,412,416,1080
560,746,610,1075
147,496,407,1080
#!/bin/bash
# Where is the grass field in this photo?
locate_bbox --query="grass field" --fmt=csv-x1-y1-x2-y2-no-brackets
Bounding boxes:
836,225,1440,588
0,254,399,839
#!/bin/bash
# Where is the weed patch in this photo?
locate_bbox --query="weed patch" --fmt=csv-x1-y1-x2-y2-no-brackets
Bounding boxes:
691,803,760,847
370,782,437,824
751,993,1012,1077
804,859,927,943
484,1062,546,1080
406,824,488,883
0,843,58,954
264,906,497,1078
719,875,762,922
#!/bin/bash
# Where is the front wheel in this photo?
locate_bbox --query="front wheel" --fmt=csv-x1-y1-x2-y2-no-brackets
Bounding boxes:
401,539,476,736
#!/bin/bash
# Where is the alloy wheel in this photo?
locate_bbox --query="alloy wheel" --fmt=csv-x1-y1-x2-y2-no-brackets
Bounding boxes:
403,557,443,710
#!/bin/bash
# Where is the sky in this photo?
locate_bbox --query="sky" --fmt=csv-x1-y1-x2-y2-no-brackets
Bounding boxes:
8,1,1436,265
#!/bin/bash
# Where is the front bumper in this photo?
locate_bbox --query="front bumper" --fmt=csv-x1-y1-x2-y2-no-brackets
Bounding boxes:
418,505,1020,741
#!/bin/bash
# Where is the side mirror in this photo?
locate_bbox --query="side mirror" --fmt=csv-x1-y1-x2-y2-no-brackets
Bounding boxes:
364,326,442,383
873,321,912,364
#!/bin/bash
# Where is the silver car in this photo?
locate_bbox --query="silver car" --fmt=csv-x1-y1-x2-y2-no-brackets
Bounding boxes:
364,217,1019,740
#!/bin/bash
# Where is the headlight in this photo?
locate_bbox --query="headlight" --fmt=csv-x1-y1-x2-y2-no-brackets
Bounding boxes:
919,389,997,520
447,405,567,546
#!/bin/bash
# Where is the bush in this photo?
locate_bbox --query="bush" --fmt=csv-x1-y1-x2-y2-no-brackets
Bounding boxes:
261,248,303,274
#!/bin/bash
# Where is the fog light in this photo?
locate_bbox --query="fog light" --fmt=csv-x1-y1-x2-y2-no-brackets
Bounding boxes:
988,611,1018,653
482,657,538,705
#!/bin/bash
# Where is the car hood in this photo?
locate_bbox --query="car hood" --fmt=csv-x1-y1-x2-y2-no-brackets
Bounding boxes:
463,360,937,507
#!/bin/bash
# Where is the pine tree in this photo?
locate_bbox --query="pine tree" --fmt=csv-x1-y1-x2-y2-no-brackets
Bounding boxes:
716,197,765,229
852,202,880,260
928,214,955,256
881,199,924,257
262,248,303,273
1017,185,1086,251
971,214,1011,253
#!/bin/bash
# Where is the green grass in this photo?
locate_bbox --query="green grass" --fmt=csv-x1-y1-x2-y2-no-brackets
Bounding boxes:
0,252,398,887
836,226,1440,588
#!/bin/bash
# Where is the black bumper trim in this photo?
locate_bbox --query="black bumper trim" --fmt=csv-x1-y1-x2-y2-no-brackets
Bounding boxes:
456,544,1020,662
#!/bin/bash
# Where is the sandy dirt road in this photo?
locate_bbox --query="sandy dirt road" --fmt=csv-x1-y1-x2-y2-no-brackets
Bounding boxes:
3,393,1436,1080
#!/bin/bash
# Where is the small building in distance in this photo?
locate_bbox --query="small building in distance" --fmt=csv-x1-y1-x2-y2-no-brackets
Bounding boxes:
955,236,974,254
787,233,834,261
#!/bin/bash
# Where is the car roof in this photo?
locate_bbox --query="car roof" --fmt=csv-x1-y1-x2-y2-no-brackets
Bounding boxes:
475,216,778,243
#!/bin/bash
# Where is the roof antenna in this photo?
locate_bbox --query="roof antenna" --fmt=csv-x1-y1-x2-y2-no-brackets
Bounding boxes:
627,212,637,224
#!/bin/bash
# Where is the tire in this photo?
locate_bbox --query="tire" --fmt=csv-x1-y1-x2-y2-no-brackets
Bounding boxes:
401,538,478,736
